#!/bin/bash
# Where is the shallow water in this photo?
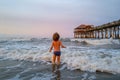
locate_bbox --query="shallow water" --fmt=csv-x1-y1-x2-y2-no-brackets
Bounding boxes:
0,37,120,80
0,59,120,80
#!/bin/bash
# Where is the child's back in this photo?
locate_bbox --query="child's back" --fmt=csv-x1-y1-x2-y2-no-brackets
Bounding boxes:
52,40,62,51
49,32,66,65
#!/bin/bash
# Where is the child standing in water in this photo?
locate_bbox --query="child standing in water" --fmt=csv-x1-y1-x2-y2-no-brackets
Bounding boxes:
49,32,66,65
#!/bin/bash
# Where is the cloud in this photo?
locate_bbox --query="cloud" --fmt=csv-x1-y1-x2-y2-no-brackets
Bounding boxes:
0,0,120,37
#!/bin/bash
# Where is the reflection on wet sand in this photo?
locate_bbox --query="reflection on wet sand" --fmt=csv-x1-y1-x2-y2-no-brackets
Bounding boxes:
52,64,61,80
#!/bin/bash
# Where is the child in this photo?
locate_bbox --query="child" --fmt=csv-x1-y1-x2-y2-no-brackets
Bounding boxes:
49,32,66,65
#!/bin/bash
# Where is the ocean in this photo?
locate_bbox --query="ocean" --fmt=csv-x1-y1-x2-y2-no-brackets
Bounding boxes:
0,37,120,80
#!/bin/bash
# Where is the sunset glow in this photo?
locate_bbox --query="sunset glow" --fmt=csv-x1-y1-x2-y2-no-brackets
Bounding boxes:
0,0,120,37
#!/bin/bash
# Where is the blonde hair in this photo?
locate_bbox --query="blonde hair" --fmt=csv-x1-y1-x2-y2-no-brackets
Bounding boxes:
53,32,60,41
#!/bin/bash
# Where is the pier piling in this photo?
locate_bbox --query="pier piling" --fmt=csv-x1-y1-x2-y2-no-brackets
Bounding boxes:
74,19,120,39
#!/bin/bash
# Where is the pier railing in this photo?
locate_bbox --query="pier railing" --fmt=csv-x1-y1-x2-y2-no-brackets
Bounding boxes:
74,19,120,39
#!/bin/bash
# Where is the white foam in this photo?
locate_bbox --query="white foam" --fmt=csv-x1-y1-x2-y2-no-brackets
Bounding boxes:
71,38,120,45
0,37,120,74
61,48,120,74
81,73,96,80
7,74,20,80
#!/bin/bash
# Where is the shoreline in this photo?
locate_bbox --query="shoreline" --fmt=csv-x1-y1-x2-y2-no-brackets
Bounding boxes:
0,59,120,80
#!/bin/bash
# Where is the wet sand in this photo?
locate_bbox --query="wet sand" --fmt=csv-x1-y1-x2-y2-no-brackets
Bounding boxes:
0,59,120,80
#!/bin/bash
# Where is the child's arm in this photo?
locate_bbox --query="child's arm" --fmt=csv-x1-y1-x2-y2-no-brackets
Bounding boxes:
60,41,66,48
49,42,53,52
61,45,66,48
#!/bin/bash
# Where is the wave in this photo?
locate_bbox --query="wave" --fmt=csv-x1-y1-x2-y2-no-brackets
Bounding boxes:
62,49,120,74
0,45,120,74
60,38,71,42
0,37,51,44
0,37,120,74
71,38,120,45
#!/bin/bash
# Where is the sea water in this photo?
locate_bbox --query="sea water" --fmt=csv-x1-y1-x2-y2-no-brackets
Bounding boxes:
0,37,120,80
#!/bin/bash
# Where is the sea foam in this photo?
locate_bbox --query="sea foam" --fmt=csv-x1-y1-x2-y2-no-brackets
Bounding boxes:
0,37,120,74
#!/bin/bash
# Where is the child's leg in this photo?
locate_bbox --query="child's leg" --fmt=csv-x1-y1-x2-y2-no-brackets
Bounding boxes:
52,64,56,72
57,56,60,65
52,54,56,64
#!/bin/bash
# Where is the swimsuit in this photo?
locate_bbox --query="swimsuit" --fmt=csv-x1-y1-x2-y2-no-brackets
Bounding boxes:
54,51,61,56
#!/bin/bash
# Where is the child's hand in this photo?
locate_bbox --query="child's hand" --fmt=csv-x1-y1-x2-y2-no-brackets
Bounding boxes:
62,45,66,48
49,50,51,52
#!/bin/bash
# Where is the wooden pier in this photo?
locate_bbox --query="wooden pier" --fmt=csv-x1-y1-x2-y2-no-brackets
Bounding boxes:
74,19,120,39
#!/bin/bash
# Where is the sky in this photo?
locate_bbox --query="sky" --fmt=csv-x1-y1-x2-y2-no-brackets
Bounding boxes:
0,0,120,38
